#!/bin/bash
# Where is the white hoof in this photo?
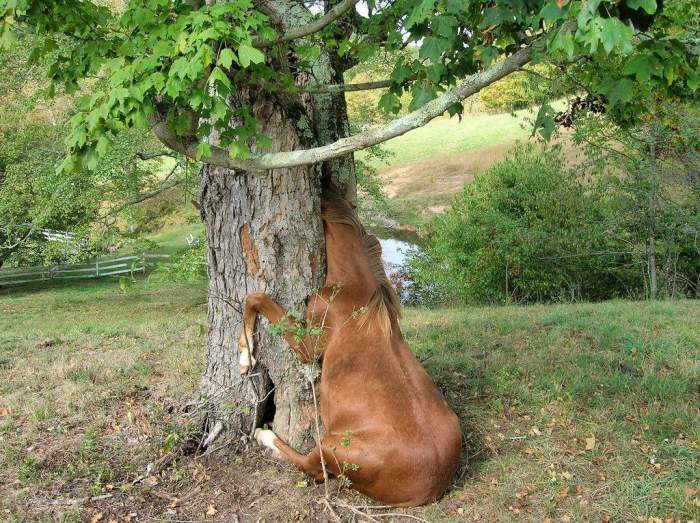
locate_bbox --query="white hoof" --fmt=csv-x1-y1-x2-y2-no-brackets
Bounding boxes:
254,428,281,457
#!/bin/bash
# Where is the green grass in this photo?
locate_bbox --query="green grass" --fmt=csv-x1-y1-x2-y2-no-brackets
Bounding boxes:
357,111,531,169
0,279,207,521
406,301,700,521
148,221,204,254
1,280,698,521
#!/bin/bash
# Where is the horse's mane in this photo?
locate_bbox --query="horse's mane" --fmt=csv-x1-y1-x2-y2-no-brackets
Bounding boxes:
321,185,401,339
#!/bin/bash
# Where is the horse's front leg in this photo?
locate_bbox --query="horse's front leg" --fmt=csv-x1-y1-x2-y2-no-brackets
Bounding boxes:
238,293,315,374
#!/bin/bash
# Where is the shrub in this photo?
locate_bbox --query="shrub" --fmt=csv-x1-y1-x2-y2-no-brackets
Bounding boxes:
153,235,207,282
408,144,637,305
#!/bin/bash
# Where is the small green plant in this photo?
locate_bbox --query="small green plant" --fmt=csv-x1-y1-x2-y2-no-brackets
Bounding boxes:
163,430,181,454
337,461,360,490
340,430,353,449
118,275,135,293
408,144,639,305
18,457,37,483
154,235,207,282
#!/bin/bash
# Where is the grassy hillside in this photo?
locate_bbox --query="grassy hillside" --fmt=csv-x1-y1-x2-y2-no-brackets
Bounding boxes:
1,279,698,521
357,112,530,170
355,104,579,227
359,112,530,225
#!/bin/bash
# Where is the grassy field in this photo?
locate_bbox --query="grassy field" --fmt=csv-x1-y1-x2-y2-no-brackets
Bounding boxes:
354,104,580,228
359,112,531,227
148,221,204,254
357,112,531,170
1,279,698,522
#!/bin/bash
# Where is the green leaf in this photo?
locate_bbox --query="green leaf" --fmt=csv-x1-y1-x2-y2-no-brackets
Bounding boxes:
540,2,566,24
687,70,700,91
419,36,449,63
405,0,435,29
95,134,111,157
85,148,100,171
444,0,463,14
170,57,189,79
477,45,499,67
212,99,228,122
435,15,458,38
533,103,556,140
480,6,510,29
622,54,658,82
294,44,321,63
208,66,232,94
446,102,463,119
599,18,633,55
626,0,657,15
390,60,413,84
408,83,437,111
426,64,444,84
196,142,212,161
237,44,264,68
378,92,401,114
603,78,635,106
229,140,250,160
218,48,235,69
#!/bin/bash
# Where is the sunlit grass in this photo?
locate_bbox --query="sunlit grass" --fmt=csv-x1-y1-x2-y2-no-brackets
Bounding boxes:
356,111,532,169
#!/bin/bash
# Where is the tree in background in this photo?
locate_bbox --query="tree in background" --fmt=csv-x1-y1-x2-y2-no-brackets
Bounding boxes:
573,100,700,299
557,0,700,299
0,36,194,268
2,0,698,447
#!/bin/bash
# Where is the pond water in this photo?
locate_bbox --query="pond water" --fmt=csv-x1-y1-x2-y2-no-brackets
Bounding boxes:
379,238,418,270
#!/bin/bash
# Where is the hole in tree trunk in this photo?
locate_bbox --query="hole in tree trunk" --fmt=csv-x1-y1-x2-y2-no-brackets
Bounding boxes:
260,384,276,427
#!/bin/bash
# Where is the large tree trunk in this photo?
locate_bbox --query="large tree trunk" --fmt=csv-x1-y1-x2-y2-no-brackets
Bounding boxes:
200,158,323,450
199,30,354,448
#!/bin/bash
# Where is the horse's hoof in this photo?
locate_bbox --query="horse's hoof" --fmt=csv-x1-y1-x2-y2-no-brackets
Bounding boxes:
254,428,281,457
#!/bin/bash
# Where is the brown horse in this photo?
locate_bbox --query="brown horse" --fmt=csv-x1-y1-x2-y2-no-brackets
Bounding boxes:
238,187,462,507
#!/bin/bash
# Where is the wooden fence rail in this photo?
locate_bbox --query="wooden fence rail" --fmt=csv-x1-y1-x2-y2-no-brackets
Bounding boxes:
0,253,170,287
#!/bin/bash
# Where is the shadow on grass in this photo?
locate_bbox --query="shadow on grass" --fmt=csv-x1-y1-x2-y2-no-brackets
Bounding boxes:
427,359,494,490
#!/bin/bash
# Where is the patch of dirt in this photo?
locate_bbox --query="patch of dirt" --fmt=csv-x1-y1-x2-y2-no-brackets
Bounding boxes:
10,443,424,522
379,141,515,200
379,132,584,216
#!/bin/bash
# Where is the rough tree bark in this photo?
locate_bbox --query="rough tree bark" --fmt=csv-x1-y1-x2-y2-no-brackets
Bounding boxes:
199,2,354,449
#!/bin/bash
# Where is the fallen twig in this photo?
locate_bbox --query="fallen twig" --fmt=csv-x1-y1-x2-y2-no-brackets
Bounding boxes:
322,497,343,522
331,499,432,523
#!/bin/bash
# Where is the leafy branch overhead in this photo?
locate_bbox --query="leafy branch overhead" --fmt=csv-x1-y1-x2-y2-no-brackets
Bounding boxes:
1,0,698,172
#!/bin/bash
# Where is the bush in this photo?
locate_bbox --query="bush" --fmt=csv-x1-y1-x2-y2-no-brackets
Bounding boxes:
408,144,638,305
153,235,208,282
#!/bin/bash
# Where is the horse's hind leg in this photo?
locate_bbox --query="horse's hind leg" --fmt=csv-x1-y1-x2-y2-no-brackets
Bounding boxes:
254,429,326,482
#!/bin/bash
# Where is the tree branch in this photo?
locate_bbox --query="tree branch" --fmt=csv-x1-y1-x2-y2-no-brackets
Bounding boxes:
135,150,176,161
301,79,394,93
253,0,360,47
151,44,534,172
